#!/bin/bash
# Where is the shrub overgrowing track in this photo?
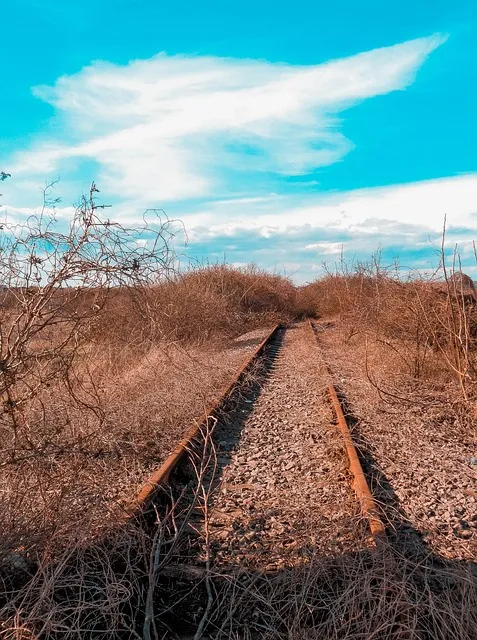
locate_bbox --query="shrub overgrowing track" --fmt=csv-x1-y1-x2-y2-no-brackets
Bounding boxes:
2,272,477,638
120,320,382,636
2,318,477,639
123,319,477,639
2,183,476,638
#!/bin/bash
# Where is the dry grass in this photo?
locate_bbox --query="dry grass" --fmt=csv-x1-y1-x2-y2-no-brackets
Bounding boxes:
91,264,301,349
1,219,477,639
0,259,308,637
0,265,299,562
195,546,477,640
308,266,477,397
2,436,476,639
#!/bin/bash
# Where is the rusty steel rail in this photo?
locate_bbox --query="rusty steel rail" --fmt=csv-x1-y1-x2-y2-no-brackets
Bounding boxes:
309,320,386,541
126,324,282,516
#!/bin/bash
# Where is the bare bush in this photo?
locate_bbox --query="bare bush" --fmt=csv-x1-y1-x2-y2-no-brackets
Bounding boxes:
0,181,308,575
3,439,476,640
311,244,477,399
0,182,177,559
91,264,298,350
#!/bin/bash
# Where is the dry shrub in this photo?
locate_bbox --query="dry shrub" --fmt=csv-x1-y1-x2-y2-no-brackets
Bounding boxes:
0,189,175,567
193,546,477,640
5,543,477,639
294,284,320,318
0,285,474,640
0,185,305,636
90,264,299,353
2,453,476,640
155,265,297,342
0,192,306,573
311,256,477,394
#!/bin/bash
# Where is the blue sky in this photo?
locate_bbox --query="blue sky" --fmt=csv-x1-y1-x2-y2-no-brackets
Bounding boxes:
2,0,477,282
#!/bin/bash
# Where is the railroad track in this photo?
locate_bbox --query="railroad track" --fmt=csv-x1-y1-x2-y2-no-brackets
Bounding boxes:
309,320,385,540
9,321,474,640
128,321,385,573
127,324,283,514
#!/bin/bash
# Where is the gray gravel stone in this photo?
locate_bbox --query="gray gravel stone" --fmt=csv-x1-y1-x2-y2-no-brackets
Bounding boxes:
320,321,477,561
205,323,365,569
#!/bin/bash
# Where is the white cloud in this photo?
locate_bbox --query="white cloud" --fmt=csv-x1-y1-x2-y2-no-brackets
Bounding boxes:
304,242,344,254
177,174,477,282
7,34,446,208
176,174,477,241
3,33,464,283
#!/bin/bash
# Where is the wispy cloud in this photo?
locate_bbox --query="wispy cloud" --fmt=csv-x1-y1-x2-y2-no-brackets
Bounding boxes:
304,242,344,254
7,33,446,208
3,32,463,282
179,173,477,239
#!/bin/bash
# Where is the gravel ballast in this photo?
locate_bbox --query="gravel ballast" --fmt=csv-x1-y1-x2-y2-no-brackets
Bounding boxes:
201,323,364,571
318,320,477,561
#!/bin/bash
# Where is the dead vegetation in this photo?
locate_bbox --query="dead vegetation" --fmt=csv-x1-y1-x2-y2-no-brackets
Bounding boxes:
0,185,302,588
305,248,477,400
91,262,301,355
1,184,476,638
2,430,476,640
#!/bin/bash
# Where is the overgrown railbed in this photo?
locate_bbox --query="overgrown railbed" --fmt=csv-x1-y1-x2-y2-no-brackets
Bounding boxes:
0,187,311,637
2,190,477,639
3,524,476,638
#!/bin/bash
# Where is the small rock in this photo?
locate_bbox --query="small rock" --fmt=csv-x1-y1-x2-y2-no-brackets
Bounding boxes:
454,528,473,540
